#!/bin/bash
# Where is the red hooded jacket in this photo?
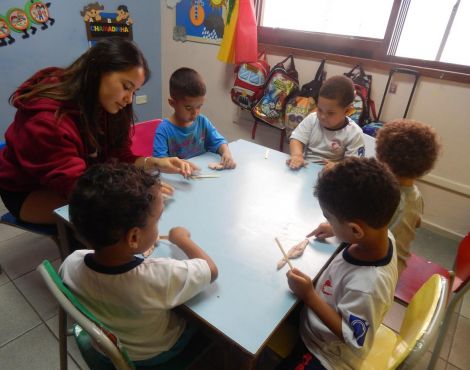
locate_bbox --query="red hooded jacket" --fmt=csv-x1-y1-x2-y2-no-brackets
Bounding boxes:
0,68,137,197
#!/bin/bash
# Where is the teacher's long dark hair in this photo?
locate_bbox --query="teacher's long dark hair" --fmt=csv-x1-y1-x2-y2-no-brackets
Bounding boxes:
9,37,151,155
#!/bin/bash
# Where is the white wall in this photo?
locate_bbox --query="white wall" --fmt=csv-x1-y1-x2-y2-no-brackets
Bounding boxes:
161,3,470,239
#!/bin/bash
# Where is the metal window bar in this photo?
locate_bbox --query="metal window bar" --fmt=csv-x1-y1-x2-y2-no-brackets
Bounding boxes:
436,0,461,61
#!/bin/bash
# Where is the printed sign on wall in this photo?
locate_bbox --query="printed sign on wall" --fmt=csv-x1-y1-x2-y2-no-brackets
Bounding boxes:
81,2,133,43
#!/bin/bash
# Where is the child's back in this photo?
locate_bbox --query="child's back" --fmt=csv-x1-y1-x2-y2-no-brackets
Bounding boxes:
285,157,400,369
59,162,217,363
376,119,440,274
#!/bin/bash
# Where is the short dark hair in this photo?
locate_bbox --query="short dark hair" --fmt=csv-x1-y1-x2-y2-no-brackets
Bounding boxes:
169,67,206,100
376,119,441,179
315,157,400,228
69,162,160,249
319,75,355,107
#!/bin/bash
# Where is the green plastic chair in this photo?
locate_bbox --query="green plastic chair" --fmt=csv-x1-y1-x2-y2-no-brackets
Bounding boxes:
38,260,134,370
37,260,213,370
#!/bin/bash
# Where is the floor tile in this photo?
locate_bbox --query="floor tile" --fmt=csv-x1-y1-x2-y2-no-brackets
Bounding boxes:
0,266,10,287
15,268,59,321
460,289,470,319
433,310,459,362
0,323,80,370
413,228,459,270
412,351,447,370
0,223,27,242
0,233,59,280
383,300,406,331
448,315,470,369
46,315,89,370
0,281,41,347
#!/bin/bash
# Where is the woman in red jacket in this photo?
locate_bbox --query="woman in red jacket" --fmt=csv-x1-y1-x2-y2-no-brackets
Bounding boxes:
0,38,196,224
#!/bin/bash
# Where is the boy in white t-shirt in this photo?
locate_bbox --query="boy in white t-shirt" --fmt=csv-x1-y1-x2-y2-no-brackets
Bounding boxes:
310,119,441,275
59,162,218,367
287,75,365,168
282,157,400,370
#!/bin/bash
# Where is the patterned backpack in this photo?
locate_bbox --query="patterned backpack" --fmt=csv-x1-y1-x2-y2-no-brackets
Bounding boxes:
344,64,377,127
231,51,270,110
251,54,299,129
285,59,326,135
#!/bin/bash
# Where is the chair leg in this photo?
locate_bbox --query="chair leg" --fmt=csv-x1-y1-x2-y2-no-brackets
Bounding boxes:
59,307,68,370
251,120,258,140
279,129,286,152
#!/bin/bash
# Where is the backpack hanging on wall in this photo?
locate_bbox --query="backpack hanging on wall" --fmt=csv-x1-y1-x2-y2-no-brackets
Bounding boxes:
231,50,270,110
251,54,299,129
344,64,377,127
285,59,326,135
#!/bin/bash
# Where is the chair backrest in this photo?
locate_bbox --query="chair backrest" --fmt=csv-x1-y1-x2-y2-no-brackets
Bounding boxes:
362,274,448,369
37,260,134,370
453,232,470,292
397,274,448,368
130,119,162,157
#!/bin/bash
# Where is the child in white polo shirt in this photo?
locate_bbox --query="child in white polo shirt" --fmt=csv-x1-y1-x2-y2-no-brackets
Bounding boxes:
59,162,218,367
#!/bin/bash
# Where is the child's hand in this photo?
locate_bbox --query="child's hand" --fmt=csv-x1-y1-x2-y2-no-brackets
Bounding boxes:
169,227,191,245
286,268,315,301
160,182,174,196
220,152,236,169
286,155,307,170
307,222,334,239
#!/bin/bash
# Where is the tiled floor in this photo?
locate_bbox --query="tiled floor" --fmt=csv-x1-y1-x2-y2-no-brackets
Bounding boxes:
0,196,469,369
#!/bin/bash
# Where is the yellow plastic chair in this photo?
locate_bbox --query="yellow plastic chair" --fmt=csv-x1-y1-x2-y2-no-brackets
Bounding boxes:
361,274,449,369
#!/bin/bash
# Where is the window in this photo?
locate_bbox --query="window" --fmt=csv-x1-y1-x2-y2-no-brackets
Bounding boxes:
258,0,470,81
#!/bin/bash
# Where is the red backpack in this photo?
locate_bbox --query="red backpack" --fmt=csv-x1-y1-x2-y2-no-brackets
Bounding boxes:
231,51,270,110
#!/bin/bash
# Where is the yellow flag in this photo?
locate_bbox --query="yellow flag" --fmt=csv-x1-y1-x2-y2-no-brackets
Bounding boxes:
217,0,239,64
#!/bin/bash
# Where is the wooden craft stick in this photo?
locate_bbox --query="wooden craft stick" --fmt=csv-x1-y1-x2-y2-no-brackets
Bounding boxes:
265,149,270,159
275,237,294,270
190,174,221,179
159,235,168,240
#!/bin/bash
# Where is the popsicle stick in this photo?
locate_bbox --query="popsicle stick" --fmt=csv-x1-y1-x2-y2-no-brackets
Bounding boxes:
190,174,221,179
159,235,168,240
275,237,294,270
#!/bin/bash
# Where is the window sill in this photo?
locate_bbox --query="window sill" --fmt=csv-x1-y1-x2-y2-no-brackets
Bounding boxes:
260,42,470,85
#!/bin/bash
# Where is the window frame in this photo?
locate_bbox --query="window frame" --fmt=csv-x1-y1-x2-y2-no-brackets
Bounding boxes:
256,0,470,84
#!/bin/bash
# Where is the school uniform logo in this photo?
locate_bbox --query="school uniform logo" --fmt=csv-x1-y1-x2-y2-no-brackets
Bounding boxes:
321,279,333,296
349,314,369,347
357,146,365,157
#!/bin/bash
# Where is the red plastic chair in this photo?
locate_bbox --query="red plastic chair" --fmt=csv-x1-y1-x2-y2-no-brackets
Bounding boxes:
428,232,470,368
130,119,161,157
395,232,470,305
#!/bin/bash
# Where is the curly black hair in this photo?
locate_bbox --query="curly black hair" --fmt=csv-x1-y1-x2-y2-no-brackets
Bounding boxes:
169,67,206,100
315,157,400,228
376,119,441,179
319,75,355,108
69,161,160,249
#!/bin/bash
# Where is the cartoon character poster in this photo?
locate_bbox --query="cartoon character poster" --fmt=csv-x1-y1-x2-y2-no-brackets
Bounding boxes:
0,1,54,47
80,2,133,44
173,0,227,45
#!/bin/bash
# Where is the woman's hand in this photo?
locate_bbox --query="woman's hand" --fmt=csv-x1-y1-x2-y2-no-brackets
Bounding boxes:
150,157,199,178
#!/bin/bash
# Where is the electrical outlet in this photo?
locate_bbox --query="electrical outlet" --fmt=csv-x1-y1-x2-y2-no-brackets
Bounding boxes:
389,83,397,94
135,95,148,104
